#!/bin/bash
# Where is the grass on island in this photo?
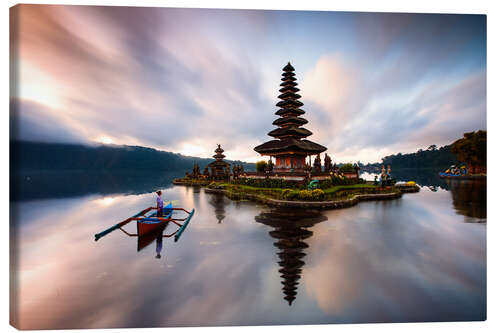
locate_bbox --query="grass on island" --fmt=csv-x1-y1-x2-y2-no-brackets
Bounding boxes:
175,176,404,202
209,182,397,202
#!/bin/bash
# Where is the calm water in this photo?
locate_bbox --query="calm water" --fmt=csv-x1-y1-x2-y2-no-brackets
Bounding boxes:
10,171,486,329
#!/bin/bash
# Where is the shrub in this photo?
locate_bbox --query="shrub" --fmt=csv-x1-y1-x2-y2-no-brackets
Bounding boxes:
283,189,301,200
282,189,293,199
319,179,333,189
256,161,267,172
311,189,325,200
298,190,313,201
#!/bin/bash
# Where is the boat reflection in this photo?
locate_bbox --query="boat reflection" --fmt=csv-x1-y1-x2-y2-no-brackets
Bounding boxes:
255,209,328,306
446,180,486,221
120,224,178,258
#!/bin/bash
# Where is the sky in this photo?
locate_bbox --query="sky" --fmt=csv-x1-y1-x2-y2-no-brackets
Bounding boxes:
10,5,486,163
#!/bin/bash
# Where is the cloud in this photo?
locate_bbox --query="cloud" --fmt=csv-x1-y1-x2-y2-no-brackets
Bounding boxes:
10,6,486,163
11,5,279,161
299,52,485,163
10,98,87,144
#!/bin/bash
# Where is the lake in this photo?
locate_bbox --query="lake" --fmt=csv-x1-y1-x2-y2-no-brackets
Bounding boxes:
10,170,486,329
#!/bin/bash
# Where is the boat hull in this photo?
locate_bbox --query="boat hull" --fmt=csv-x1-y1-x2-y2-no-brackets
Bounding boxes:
137,221,167,236
137,203,173,237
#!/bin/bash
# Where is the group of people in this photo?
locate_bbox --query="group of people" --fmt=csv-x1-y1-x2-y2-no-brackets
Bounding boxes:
374,164,393,186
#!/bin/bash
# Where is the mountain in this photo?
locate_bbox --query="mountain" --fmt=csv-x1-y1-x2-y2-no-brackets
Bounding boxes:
10,141,256,201
10,140,255,172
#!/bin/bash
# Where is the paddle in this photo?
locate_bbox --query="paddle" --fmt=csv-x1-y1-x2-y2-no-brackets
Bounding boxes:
94,207,154,241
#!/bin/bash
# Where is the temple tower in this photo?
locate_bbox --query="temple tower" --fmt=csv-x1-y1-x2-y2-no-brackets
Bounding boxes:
254,62,327,173
208,144,230,179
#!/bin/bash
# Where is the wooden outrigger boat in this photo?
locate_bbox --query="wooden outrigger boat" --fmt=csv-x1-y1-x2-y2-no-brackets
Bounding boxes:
94,202,195,242
439,172,486,180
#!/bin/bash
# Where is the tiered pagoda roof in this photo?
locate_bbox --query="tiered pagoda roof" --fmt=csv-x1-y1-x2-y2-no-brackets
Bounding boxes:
254,62,327,156
213,144,225,160
208,144,229,168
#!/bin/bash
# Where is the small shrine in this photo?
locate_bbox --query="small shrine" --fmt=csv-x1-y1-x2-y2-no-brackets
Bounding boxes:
208,144,230,179
232,162,245,179
324,153,333,172
254,62,327,173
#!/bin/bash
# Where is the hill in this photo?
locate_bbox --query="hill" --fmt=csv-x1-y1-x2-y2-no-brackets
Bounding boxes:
10,141,255,172
361,144,458,170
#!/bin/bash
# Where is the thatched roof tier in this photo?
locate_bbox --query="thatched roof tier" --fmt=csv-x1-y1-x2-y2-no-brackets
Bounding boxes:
283,62,295,72
282,72,296,78
280,81,298,87
278,92,302,100
275,108,305,116
268,126,312,139
213,153,226,159
254,138,327,155
276,99,304,108
214,146,224,153
279,86,300,93
272,117,308,126
208,160,230,168
281,77,297,83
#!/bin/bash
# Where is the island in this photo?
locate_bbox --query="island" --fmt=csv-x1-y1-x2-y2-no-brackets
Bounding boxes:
173,62,419,209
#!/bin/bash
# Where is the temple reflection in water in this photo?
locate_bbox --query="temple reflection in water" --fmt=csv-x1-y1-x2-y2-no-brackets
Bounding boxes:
255,209,327,305
209,193,229,223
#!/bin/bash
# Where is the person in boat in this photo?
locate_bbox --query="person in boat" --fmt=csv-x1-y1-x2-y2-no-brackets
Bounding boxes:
156,190,164,217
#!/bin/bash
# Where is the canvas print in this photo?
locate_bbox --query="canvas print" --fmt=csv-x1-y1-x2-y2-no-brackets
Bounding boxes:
9,4,486,330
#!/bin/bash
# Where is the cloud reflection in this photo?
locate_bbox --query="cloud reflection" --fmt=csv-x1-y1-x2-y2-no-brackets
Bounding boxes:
10,184,485,329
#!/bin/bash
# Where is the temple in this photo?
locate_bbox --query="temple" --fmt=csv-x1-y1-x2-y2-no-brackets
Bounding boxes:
208,144,230,179
254,62,327,172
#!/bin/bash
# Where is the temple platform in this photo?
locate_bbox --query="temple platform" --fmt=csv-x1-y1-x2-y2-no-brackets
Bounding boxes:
242,171,357,181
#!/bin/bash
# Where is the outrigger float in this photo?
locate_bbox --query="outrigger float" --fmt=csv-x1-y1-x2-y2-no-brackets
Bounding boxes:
94,202,195,242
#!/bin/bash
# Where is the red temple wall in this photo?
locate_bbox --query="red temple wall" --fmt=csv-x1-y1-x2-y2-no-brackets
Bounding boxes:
275,156,306,170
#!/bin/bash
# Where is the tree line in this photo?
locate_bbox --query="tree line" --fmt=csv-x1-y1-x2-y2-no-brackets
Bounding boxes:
361,130,486,170
10,141,255,172
360,144,458,169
